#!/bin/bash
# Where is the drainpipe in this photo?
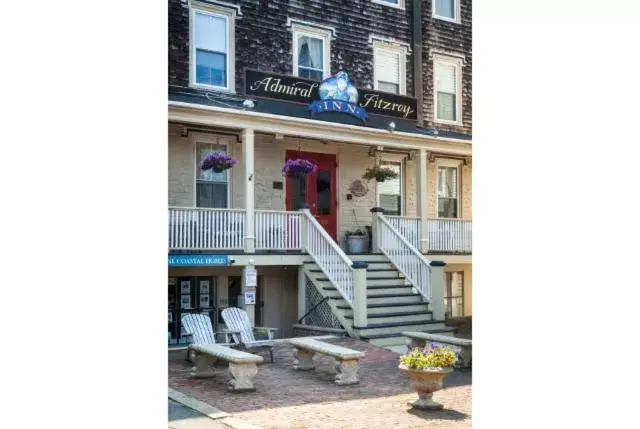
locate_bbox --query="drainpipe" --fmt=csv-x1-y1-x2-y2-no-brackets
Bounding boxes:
412,0,424,128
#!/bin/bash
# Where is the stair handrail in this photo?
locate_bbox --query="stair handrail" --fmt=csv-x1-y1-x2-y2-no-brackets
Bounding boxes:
375,213,433,302
300,209,356,308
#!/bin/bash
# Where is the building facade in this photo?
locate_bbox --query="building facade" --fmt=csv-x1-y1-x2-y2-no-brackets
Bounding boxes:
168,0,472,347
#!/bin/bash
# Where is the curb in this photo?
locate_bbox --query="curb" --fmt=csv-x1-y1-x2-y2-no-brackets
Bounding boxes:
168,388,264,429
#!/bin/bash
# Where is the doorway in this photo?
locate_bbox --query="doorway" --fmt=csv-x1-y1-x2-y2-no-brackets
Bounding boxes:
285,151,338,240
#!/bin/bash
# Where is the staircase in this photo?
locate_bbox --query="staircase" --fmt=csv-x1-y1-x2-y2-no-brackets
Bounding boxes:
303,254,455,348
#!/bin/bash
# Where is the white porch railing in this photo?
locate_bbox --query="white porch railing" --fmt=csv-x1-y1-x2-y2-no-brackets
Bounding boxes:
375,214,432,302
386,215,421,249
168,207,245,250
427,219,472,253
255,210,302,250
301,210,355,307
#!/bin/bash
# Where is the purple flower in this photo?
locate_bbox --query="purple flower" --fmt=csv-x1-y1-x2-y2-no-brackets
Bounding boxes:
282,158,318,177
200,152,237,172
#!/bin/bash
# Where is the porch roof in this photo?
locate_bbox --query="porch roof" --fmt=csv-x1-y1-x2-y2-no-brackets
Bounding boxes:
168,86,472,142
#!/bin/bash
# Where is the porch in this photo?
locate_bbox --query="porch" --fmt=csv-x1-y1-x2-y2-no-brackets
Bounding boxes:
168,207,472,254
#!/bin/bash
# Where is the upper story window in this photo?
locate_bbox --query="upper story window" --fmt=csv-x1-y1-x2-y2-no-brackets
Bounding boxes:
190,4,236,91
292,25,331,80
372,0,405,9
373,42,407,95
433,0,459,22
434,55,463,124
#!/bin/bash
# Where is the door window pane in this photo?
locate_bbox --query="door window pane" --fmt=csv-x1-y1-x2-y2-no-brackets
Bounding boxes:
291,175,307,210
316,170,331,215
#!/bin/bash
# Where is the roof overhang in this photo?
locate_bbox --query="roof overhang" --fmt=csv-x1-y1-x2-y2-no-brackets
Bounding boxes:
168,101,472,156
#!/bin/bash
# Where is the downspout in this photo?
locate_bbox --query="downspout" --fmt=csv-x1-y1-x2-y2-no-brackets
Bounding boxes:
412,0,424,128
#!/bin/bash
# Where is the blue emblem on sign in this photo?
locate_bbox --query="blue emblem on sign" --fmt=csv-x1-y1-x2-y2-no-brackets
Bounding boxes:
168,254,229,267
309,72,368,122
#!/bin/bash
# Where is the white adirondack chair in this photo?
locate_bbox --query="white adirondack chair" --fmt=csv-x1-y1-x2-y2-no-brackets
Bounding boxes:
181,313,236,360
221,307,278,363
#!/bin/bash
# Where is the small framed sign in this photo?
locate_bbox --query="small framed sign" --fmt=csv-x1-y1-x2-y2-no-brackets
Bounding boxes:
181,295,192,309
199,294,210,308
244,291,256,305
244,269,257,288
199,280,210,295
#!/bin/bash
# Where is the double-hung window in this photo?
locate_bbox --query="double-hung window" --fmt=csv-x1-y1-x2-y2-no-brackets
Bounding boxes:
372,0,405,9
434,56,462,123
378,162,403,216
444,271,464,318
191,5,235,91
196,143,229,208
433,0,459,22
373,42,407,95
293,26,331,80
437,163,460,218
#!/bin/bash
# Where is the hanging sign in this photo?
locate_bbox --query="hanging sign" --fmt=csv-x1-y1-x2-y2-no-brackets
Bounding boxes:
244,69,417,120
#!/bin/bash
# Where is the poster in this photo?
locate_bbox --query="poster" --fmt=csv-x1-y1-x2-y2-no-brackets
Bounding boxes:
180,281,191,294
181,295,192,309
199,294,210,308
244,291,256,305
244,269,257,288
199,280,210,295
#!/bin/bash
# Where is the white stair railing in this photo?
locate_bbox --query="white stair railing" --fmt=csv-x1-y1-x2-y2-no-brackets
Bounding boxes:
386,215,421,249
375,213,432,302
300,209,355,307
255,210,302,250
168,207,245,250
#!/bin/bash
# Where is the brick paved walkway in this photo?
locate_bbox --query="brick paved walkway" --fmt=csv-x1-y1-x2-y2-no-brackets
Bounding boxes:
169,338,471,429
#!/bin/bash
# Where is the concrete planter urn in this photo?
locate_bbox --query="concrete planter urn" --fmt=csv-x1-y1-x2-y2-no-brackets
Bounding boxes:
399,364,453,410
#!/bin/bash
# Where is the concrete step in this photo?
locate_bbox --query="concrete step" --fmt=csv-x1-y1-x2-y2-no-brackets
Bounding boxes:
361,325,458,348
345,311,434,324
354,321,449,337
369,336,409,348
337,303,431,316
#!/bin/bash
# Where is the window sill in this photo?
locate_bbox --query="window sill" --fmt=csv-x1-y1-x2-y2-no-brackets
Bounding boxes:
433,15,461,25
371,0,405,10
190,82,236,94
434,118,463,126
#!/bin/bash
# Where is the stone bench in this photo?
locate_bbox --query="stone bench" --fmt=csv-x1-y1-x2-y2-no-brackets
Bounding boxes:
402,331,472,369
188,343,263,392
287,338,364,385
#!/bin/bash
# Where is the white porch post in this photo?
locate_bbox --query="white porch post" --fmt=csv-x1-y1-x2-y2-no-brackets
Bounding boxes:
416,148,429,253
243,128,255,253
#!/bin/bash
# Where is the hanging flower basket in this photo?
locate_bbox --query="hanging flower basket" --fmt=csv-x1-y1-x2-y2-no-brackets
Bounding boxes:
282,158,318,178
200,151,238,173
362,166,399,183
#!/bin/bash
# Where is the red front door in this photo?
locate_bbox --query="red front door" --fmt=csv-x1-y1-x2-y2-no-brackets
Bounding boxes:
285,151,338,240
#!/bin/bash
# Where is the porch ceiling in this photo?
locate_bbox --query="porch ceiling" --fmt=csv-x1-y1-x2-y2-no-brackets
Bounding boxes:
168,102,472,156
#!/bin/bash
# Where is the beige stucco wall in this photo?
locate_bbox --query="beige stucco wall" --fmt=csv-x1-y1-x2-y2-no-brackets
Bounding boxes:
168,126,472,245
444,263,472,316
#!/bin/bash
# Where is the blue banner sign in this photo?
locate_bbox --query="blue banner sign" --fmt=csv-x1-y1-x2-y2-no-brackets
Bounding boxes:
309,100,368,121
168,255,229,267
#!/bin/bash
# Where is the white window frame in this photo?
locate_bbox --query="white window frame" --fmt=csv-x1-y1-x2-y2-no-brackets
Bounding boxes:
432,0,461,24
373,41,407,95
433,55,463,125
376,159,404,216
372,0,405,10
193,136,233,208
292,24,332,80
435,158,462,219
189,2,236,92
